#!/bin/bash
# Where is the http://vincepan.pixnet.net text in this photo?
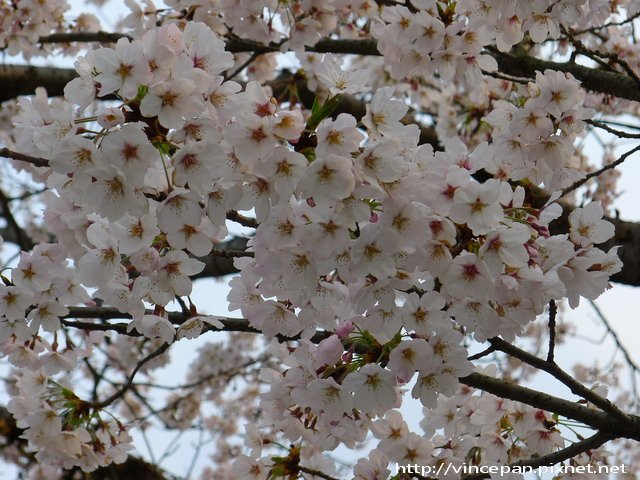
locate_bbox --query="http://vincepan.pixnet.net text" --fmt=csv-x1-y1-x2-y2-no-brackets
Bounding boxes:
396,463,629,477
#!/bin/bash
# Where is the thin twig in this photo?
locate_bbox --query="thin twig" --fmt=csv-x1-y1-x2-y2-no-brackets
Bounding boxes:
561,144,640,197
589,299,640,407
468,345,497,361
297,465,339,480
547,300,558,363
185,422,206,480
586,119,640,138
572,11,640,36
562,26,640,88
91,343,170,409
224,52,261,81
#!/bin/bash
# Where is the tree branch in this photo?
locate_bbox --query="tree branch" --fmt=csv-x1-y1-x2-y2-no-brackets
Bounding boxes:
10,32,640,104
91,343,170,409
561,144,640,197
0,188,34,251
460,372,640,440
547,299,557,363
488,337,631,424
463,432,612,480
486,46,640,103
0,147,50,168
38,31,131,44
0,65,77,102
59,306,640,442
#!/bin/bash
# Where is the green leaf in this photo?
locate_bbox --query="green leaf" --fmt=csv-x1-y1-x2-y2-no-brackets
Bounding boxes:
305,95,342,131
152,140,174,156
299,147,316,163
135,84,149,102
310,96,321,117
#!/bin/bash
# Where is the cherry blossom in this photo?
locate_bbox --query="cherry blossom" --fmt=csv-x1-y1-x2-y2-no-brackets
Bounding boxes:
0,2,636,478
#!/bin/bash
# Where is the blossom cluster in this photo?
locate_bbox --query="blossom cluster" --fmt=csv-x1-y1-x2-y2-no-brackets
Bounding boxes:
5,360,133,472
483,70,595,190
354,375,608,480
223,77,620,476
0,0,101,58
0,0,69,56
0,3,630,477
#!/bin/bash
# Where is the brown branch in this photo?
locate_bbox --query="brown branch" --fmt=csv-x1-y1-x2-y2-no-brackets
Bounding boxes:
561,26,640,88
226,210,259,228
547,299,557,363
8,33,640,105
62,307,332,345
463,432,612,480
0,189,34,251
297,465,339,480
572,11,640,36
561,143,640,197
586,119,640,138
38,31,131,44
488,337,631,424
91,343,170,409
63,308,253,329
189,235,249,279
60,307,640,441
224,51,261,81
486,46,640,103
0,65,77,102
467,345,497,361
210,247,254,258
0,147,50,168
460,371,640,440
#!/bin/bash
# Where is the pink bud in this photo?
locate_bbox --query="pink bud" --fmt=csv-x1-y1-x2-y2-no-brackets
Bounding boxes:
306,197,316,207
335,320,354,338
370,212,379,223
525,244,539,259
316,335,344,365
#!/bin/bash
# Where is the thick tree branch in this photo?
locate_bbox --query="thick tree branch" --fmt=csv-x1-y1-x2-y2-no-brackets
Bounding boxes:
38,31,132,44
0,65,77,103
486,46,640,102
460,372,640,440
0,188,34,251
0,147,50,168
463,432,612,480
10,33,640,104
488,337,631,423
